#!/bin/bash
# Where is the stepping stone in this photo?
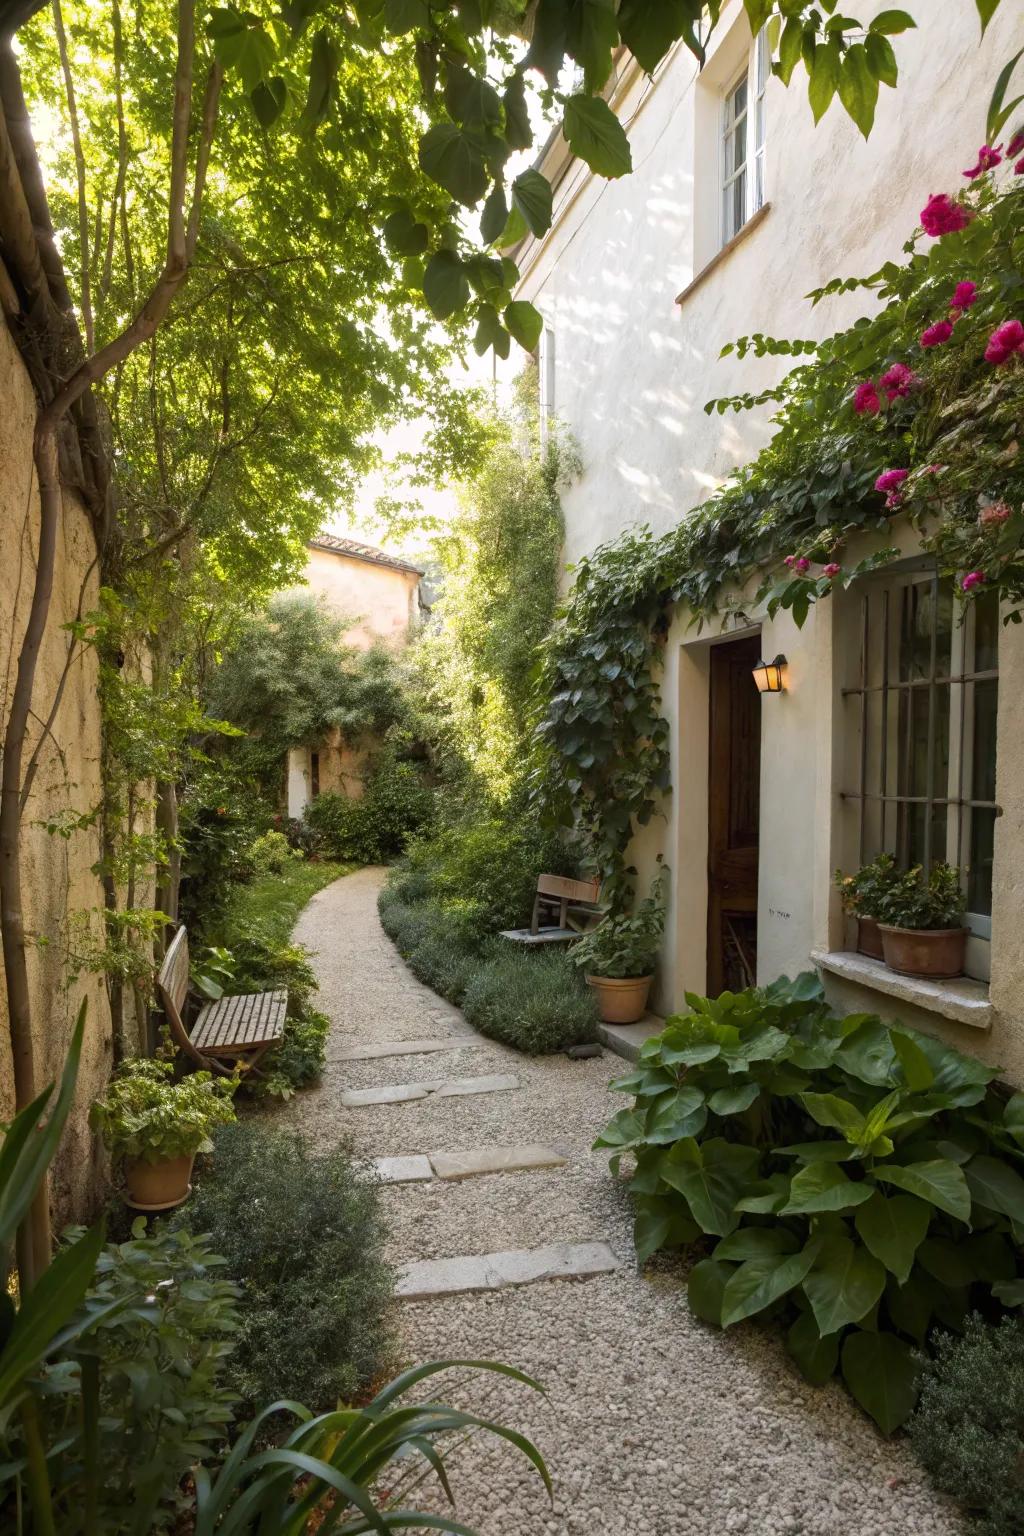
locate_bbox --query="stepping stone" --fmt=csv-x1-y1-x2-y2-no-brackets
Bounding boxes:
340,1074,519,1109
332,1038,471,1062
374,1155,433,1184
430,1144,567,1181
396,1241,620,1300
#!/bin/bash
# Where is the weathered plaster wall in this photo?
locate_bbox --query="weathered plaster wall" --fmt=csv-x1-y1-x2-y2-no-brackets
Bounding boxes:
303,546,419,650
0,315,114,1224
516,1,1021,567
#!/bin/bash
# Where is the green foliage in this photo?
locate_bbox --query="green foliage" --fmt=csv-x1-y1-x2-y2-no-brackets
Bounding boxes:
191,1359,551,1536
302,753,434,865
835,852,899,918
91,1058,236,1165
462,947,598,1054
538,153,1024,893
177,1123,394,1412
8,1223,241,1534
571,869,666,979
875,862,967,930
210,596,413,766
378,892,482,1006
417,389,570,800
597,975,1024,1433
909,1314,1024,1536
246,830,304,877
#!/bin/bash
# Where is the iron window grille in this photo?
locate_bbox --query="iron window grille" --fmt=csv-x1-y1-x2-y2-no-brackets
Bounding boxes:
840,568,999,961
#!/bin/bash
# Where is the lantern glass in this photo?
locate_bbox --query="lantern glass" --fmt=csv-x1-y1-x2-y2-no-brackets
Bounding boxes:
753,655,786,693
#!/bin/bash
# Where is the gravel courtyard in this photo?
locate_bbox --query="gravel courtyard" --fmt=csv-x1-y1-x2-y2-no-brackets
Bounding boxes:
288,867,961,1536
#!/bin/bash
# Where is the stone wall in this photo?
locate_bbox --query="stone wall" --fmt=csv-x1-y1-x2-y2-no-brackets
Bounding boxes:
0,312,115,1225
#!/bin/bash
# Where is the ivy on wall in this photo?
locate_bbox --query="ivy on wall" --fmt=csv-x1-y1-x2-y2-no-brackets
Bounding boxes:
537,142,1024,904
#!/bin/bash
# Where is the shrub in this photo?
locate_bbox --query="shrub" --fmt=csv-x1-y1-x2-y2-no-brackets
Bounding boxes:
909,1314,1024,1536
91,1057,236,1163
571,868,666,979
246,829,303,876
596,974,1024,1434
178,1122,394,1410
462,947,598,1054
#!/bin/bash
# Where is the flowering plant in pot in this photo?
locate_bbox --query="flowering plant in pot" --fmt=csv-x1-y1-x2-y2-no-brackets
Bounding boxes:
91,1057,236,1211
834,853,900,959
571,871,667,1024
875,861,968,979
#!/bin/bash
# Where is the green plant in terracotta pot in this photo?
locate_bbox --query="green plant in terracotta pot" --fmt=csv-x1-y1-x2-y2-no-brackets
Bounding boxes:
876,861,968,979
834,852,900,959
571,870,667,1025
91,1057,237,1211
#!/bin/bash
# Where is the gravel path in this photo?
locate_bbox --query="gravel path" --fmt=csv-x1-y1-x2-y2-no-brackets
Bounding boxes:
287,867,961,1536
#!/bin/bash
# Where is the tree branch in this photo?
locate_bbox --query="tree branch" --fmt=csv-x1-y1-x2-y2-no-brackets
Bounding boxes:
51,0,94,350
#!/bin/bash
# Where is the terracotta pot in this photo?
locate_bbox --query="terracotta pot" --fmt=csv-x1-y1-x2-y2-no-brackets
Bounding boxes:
124,1153,195,1212
856,916,885,961
586,974,653,1025
878,925,968,980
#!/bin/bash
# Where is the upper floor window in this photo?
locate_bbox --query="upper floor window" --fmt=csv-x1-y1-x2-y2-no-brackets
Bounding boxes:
721,29,767,247
538,324,556,448
840,568,999,979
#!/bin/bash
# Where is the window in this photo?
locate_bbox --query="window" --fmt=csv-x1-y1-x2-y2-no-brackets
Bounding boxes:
538,325,556,448
310,750,320,799
721,29,767,246
840,568,999,978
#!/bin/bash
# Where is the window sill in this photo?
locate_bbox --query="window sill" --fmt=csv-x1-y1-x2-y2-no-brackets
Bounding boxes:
811,948,993,1031
675,202,772,307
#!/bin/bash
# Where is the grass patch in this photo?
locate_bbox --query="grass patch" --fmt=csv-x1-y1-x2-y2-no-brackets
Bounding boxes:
211,858,356,950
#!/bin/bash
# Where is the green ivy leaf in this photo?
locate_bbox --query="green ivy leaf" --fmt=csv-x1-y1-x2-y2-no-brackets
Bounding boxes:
423,250,470,319
841,1329,920,1435
504,300,543,351
617,0,696,74
383,208,429,256
473,304,511,359
419,123,489,206
511,170,554,239
562,94,633,179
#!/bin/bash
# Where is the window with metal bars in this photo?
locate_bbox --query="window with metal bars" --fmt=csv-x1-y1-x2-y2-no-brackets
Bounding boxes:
840,567,999,978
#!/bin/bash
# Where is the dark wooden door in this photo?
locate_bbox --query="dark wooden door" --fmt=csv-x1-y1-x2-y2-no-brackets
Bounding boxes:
707,636,762,995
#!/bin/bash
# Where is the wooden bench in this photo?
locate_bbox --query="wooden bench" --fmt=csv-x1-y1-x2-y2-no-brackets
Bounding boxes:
500,874,603,947
156,926,287,1076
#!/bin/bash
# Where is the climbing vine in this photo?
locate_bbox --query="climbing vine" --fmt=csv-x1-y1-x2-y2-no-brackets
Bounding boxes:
538,135,1024,901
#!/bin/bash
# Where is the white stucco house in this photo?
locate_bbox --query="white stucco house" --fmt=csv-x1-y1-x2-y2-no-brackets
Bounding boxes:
512,2,1024,1084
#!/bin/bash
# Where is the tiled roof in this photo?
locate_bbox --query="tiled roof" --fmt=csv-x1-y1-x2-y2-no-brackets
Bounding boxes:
308,533,423,577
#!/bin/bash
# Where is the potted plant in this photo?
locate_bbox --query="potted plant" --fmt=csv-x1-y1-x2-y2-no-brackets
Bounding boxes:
876,862,968,979
834,853,900,959
571,872,667,1025
91,1057,236,1211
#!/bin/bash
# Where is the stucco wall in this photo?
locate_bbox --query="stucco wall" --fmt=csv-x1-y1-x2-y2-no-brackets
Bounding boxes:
0,315,114,1224
514,2,1024,1082
303,546,419,650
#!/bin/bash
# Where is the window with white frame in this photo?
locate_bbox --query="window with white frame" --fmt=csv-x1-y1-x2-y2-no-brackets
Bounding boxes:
840,567,999,979
538,324,556,447
721,29,768,247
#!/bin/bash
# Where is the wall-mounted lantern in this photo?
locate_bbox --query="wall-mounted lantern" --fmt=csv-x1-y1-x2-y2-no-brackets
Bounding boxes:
752,655,787,694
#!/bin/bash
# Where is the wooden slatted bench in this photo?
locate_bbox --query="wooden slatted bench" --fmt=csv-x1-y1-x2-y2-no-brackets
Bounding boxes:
500,874,603,947
156,926,287,1076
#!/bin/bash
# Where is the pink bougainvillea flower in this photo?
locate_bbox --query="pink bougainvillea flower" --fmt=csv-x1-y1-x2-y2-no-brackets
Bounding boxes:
961,571,986,591
922,463,945,475
875,469,910,493
921,320,954,348
950,281,978,311
1009,131,1024,157
920,193,973,237
822,563,842,578
853,379,881,415
879,363,916,400
979,500,1012,528
963,144,1003,179
794,557,810,573
1017,157,1024,176
985,319,1024,364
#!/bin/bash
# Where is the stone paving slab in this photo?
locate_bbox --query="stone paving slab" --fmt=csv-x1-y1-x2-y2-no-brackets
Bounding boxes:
340,1073,519,1109
332,1037,472,1062
430,1144,568,1181
396,1240,621,1300
374,1155,434,1184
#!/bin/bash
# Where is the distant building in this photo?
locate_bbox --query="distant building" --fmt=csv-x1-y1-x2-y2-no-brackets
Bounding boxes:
286,535,423,818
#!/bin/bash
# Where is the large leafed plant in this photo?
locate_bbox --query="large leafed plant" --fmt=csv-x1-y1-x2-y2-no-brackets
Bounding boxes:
596,975,1024,1433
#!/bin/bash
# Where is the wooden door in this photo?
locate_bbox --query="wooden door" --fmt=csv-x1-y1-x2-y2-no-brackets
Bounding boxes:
707,636,762,994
